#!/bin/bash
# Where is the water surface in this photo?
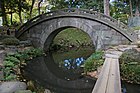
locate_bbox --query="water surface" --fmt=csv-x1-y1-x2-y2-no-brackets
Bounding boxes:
23,47,96,93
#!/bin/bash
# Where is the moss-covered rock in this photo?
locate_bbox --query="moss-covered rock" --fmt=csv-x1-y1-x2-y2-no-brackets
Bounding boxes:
2,37,19,45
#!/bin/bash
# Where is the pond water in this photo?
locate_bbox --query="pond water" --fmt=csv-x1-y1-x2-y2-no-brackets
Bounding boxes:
23,47,96,93
22,47,140,93
122,81,140,93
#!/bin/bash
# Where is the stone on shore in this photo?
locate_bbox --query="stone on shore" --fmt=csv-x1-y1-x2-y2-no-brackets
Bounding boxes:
44,89,51,93
14,90,32,93
0,81,27,93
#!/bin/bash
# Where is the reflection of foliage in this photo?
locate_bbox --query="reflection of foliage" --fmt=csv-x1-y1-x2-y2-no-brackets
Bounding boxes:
53,47,94,73
84,51,104,72
2,48,44,81
53,47,94,63
119,49,140,84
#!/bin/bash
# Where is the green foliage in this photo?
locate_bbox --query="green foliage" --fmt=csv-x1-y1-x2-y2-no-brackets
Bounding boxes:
132,26,140,30
4,61,15,67
119,49,140,84
52,28,93,49
0,0,139,26
2,37,20,45
3,48,44,81
5,74,17,81
48,0,103,12
81,0,103,12
0,35,14,41
120,49,140,64
23,48,44,57
84,51,104,72
110,1,129,24
5,56,20,64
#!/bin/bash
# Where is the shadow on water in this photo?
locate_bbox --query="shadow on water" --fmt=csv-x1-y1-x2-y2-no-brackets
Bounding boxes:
121,81,140,93
23,47,96,93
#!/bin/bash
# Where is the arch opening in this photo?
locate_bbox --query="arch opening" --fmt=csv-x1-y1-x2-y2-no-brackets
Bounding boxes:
43,27,95,52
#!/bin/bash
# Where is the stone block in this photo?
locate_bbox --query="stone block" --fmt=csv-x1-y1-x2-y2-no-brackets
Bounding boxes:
44,89,51,93
15,90,32,93
0,81,27,93
0,45,5,50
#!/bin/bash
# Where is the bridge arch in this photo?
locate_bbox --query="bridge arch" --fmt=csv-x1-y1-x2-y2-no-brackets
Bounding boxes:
16,9,137,51
43,25,96,52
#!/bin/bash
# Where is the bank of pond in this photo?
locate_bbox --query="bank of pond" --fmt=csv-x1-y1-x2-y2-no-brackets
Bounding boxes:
1,47,140,93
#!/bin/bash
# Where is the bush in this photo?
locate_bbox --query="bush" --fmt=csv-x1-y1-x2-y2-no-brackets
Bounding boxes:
120,49,140,64
132,26,140,30
84,51,104,72
0,35,14,41
3,48,44,81
119,49,140,84
2,37,20,45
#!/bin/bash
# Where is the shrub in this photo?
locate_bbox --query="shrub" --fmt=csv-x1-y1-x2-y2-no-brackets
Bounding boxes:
2,37,20,45
84,51,104,72
0,35,14,41
3,48,44,81
119,49,140,84
132,26,140,30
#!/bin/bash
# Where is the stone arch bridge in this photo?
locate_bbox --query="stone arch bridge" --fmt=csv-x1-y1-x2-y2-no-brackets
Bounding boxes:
16,8,137,51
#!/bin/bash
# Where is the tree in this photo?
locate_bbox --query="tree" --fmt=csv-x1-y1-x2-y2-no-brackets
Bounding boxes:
5,0,18,25
129,0,133,17
38,0,43,15
104,0,110,16
135,0,140,16
110,0,130,23
117,0,140,17
29,0,36,19
0,0,8,25
81,0,103,12
48,0,104,12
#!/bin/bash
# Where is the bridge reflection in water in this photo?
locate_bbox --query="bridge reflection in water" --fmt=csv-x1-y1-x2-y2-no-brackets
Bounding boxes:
23,51,96,93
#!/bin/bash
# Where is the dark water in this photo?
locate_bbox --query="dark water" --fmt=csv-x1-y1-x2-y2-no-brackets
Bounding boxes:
23,47,96,93
122,81,140,93
23,47,140,93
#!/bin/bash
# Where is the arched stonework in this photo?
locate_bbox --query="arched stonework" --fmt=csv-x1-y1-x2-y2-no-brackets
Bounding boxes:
28,17,129,51
16,9,137,51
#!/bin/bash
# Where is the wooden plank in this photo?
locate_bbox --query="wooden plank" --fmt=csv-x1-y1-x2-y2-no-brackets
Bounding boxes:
92,58,121,93
106,58,121,93
114,59,122,93
92,58,112,93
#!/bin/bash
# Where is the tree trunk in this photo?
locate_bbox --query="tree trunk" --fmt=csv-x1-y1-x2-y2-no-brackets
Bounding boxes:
129,0,133,17
38,0,43,15
104,0,110,16
0,0,8,25
18,0,23,24
10,12,13,25
29,0,36,19
135,0,140,16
